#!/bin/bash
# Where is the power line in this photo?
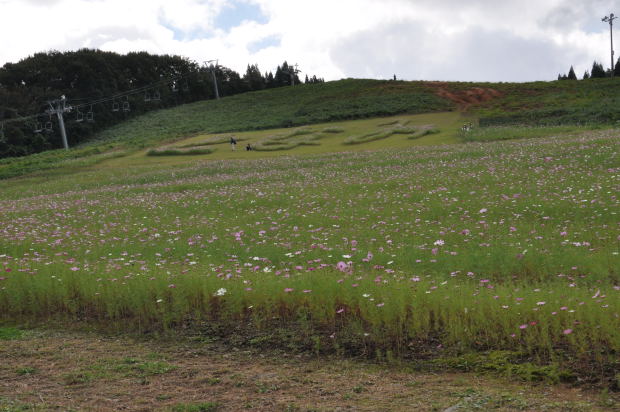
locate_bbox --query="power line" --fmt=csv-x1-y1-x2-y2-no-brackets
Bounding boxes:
0,71,194,129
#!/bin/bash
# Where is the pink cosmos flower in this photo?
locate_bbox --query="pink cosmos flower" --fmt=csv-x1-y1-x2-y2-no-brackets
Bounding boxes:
563,329,573,335
519,324,528,329
284,288,293,293
336,261,348,272
336,308,345,314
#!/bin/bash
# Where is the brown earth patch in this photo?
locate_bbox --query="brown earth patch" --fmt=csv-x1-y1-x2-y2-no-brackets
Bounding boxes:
425,82,503,111
1,329,617,411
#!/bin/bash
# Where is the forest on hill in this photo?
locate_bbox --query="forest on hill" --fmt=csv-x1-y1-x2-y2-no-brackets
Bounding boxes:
0,49,322,159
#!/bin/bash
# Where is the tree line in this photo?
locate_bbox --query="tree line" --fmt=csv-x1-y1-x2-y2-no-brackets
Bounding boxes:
558,58,620,80
0,49,324,159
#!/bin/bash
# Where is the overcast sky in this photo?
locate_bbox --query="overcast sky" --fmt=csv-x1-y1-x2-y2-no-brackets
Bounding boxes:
1,0,619,82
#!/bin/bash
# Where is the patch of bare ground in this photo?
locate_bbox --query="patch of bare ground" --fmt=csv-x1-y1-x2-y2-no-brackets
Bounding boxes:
0,329,617,412
425,82,503,111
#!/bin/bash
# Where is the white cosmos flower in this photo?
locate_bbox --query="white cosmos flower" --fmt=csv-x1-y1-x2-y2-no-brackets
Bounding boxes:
215,288,227,296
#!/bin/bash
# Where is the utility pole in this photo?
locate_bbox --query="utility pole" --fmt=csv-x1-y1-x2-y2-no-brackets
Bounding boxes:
47,95,71,150
286,64,301,86
602,13,617,77
204,59,220,99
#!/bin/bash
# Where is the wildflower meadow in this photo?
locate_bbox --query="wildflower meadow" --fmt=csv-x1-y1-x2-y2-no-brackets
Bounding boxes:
0,129,618,383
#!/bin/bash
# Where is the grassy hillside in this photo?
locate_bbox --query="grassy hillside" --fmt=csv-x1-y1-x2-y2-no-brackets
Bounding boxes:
439,78,620,126
1,130,618,385
1,76,619,387
2,77,620,180
0,79,453,179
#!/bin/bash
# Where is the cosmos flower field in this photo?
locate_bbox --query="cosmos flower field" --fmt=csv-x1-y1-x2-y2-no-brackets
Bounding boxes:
1,130,618,379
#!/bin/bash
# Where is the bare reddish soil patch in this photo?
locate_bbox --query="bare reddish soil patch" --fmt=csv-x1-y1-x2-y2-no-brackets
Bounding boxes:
1,329,616,411
425,82,503,111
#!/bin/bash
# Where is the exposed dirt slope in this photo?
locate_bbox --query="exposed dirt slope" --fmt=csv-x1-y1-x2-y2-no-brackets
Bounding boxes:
426,82,503,111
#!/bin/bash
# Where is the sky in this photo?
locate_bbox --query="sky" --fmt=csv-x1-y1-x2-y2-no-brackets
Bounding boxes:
0,0,619,82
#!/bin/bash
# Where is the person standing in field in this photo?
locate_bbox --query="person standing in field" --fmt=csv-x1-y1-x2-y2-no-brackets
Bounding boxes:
230,137,237,151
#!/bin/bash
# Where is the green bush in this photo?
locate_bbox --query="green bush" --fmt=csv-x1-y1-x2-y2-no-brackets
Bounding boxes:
147,148,214,156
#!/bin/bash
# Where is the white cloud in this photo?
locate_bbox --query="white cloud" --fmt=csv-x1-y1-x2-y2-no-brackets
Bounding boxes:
0,0,619,81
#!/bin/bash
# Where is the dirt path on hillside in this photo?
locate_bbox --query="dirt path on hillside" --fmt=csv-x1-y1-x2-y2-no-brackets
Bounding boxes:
0,329,616,411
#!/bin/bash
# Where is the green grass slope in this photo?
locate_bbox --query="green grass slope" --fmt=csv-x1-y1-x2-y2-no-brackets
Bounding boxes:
2,77,620,180
453,78,620,126
0,79,453,179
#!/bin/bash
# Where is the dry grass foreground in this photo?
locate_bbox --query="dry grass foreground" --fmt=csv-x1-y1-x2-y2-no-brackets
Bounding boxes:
1,328,617,412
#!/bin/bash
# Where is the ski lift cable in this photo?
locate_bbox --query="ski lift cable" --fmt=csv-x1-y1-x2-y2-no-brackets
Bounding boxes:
68,72,192,110
0,71,193,127
68,72,189,105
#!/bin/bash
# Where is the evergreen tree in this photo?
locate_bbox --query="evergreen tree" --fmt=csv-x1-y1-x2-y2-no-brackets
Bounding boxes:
590,61,606,78
567,66,577,80
274,63,287,86
615,57,620,77
264,71,274,88
583,70,590,80
243,64,265,91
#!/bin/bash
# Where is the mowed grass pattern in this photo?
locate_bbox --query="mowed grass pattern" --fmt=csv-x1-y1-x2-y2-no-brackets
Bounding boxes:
100,112,464,168
0,130,618,381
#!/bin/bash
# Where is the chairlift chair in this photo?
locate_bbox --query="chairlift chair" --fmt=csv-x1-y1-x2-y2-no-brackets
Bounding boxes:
86,106,94,122
44,121,53,133
144,91,151,102
122,100,130,112
76,109,84,122
34,122,43,133
152,90,161,101
112,101,120,112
